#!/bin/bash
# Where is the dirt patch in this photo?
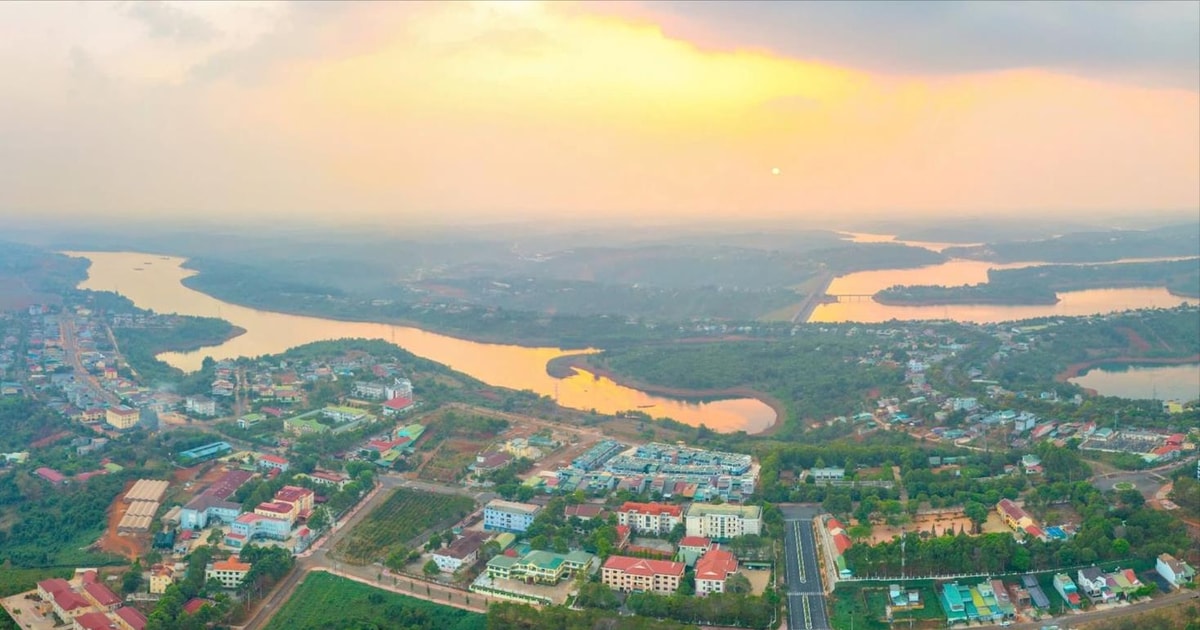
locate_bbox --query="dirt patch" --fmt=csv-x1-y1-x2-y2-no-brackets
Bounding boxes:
1116,326,1152,352
98,481,145,560
864,510,1009,544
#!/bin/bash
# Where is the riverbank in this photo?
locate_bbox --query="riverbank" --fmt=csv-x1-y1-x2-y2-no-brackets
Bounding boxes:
546,352,785,436
872,293,1060,306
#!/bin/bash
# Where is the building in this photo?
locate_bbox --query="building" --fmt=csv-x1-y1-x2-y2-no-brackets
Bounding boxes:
601,556,685,595
353,381,387,400
1053,573,1081,609
694,547,738,596
617,502,683,536
685,504,762,540
113,607,147,630
179,494,241,530
83,583,121,611
177,441,232,464
483,500,542,533
206,557,252,589
808,467,845,482
386,378,413,400
485,550,595,584
236,413,264,429
433,532,490,573
257,454,289,473
149,565,177,595
1077,567,1115,603
382,396,415,416
1156,553,1196,587
677,536,712,566
273,485,315,514
254,501,298,525
35,466,68,485
321,405,369,424
105,405,140,430
299,469,350,490
229,513,291,544
995,499,1036,532
73,612,117,630
184,395,217,417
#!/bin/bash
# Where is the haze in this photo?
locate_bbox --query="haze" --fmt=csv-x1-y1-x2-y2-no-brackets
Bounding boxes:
0,1,1197,224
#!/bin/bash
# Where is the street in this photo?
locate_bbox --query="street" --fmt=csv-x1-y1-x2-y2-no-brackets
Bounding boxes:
781,505,831,630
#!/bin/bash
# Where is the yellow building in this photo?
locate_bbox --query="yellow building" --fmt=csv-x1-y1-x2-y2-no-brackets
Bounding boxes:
105,405,140,430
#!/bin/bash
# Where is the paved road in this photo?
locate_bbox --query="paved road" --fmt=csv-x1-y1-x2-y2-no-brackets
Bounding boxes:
781,505,831,630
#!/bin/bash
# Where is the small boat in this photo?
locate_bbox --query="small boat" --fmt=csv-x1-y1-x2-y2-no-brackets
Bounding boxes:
637,404,656,409
133,268,144,271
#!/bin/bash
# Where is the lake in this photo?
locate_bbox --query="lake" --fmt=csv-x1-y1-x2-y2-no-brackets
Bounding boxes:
1070,363,1200,403
66,252,777,434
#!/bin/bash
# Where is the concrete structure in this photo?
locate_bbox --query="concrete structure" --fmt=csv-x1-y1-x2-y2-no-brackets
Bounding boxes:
256,454,289,473
616,502,683,536
601,555,684,595
1077,567,1116,603
1053,573,1081,609
105,405,140,430
677,536,712,566
808,467,845,482
177,441,232,463
113,607,147,630
1156,553,1196,587
179,494,241,530
321,405,369,423
74,611,116,630
685,504,762,540
382,396,415,416
483,499,541,533
82,583,121,612
353,381,387,400
229,513,291,544
149,565,177,595
206,557,251,589
184,395,217,417
694,547,738,596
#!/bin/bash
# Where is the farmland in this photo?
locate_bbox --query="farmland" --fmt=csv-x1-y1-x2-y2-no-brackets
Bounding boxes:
334,488,476,565
264,571,485,630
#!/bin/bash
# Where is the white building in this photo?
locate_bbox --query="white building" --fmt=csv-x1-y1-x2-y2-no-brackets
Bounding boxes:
616,502,683,536
432,533,489,573
205,557,251,589
386,378,413,400
185,395,217,417
1156,553,1196,587
694,547,738,596
685,504,762,541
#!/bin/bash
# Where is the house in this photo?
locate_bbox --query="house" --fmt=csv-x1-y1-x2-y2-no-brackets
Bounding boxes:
602,556,685,595
184,395,217,417
685,504,762,540
1077,567,1115,603
299,469,350,490
483,500,542,533
105,405,140,430
564,503,605,522
206,556,252,589
694,547,738,596
473,451,513,474
889,584,923,611
1156,553,1196,588
433,532,491,573
617,502,683,536
236,413,264,429
1053,573,1081,609
257,454,290,473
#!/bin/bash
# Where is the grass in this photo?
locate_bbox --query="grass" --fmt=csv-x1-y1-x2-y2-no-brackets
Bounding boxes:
334,488,475,565
830,580,945,630
264,572,484,630
0,566,72,597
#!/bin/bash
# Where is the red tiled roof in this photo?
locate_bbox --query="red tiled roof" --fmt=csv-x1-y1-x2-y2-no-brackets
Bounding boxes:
383,397,413,410
618,502,682,517
997,499,1031,522
274,486,313,503
678,536,711,549
53,589,91,611
695,547,738,581
85,582,122,606
259,454,288,465
115,606,147,630
1025,525,1045,538
74,611,116,630
256,501,292,515
38,578,72,594
182,598,212,615
212,557,251,572
35,467,67,483
81,570,98,584
564,504,605,519
833,532,853,555
602,555,684,577
827,518,846,531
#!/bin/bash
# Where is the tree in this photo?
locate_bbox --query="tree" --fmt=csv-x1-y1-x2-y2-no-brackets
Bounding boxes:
123,560,143,594
423,559,440,577
667,522,687,545
726,572,752,594
963,501,989,535
307,506,330,532
207,528,224,546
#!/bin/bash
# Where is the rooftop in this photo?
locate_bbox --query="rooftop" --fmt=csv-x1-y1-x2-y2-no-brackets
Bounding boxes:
603,555,684,577
212,557,251,572
84,582,122,606
486,499,541,515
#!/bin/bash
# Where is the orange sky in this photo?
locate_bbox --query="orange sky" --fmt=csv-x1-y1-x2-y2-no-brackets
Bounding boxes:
0,0,1196,223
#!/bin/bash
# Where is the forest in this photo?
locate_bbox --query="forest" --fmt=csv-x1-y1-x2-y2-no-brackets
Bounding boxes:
111,314,238,388
942,224,1200,263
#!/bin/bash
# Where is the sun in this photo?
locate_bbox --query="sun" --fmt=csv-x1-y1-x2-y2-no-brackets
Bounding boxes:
772,167,781,176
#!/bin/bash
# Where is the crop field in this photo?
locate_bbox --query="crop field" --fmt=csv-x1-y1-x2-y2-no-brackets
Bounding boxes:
334,488,475,564
264,571,484,630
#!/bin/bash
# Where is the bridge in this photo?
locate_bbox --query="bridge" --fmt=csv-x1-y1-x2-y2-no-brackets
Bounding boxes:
827,294,876,302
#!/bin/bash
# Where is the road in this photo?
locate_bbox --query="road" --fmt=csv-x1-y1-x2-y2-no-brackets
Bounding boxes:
238,472,497,630
60,315,119,406
781,505,831,630
997,589,1200,630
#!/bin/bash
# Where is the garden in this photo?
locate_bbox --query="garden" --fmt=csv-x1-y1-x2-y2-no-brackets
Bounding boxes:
333,488,476,565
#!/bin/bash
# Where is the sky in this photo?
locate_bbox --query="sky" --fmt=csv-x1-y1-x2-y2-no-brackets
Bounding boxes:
0,0,1197,225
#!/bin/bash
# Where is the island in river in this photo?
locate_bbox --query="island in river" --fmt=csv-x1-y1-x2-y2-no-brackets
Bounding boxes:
874,258,1200,306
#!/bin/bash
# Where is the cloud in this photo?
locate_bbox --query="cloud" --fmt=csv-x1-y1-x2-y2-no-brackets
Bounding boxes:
122,0,218,44
603,1,1200,89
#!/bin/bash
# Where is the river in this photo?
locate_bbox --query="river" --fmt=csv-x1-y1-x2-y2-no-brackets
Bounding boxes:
66,252,777,434
810,233,1199,323
1070,363,1200,403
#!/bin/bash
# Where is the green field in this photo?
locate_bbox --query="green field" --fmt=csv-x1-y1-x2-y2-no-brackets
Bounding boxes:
264,572,484,630
830,580,945,630
334,488,475,564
